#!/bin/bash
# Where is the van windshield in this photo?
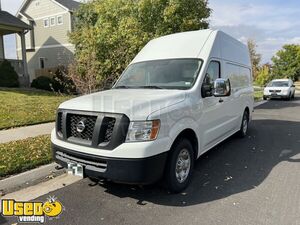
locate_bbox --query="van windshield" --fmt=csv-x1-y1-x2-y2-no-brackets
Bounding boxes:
114,59,202,90
267,81,289,87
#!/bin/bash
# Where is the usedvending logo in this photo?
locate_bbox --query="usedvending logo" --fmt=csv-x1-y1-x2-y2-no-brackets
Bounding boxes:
1,196,63,223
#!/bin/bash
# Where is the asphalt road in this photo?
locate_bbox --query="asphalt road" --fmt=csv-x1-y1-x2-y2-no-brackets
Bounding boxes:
2,97,300,225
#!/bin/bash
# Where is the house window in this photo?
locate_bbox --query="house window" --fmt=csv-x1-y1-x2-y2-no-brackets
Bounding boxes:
43,18,49,27
57,15,63,25
50,17,56,26
39,58,45,69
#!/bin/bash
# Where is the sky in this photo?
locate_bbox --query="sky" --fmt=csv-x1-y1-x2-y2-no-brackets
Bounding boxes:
1,0,300,63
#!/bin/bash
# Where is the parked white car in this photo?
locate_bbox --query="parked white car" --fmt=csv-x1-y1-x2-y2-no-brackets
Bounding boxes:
51,29,254,193
263,79,295,100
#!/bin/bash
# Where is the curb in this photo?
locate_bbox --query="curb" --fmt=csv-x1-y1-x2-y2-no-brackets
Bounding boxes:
0,163,64,195
254,100,267,108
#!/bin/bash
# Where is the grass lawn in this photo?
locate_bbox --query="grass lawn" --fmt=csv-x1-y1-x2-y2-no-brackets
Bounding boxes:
0,135,51,179
0,88,72,130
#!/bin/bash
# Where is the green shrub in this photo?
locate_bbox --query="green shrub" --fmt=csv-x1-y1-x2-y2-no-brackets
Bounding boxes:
31,76,54,91
31,71,76,94
0,60,19,87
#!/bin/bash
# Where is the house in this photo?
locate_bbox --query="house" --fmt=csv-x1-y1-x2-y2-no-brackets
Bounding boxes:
16,0,80,82
0,2,32,87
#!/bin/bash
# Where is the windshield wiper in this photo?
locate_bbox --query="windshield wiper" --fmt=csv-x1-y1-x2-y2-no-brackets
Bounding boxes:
135,85,163,89
114,85,131,89
114,85,163,89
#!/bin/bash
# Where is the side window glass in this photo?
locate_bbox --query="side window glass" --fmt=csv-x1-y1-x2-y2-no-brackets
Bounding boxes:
202,61,220,97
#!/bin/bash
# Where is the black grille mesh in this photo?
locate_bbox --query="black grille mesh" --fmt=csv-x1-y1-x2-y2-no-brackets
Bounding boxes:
57,112,63,135
103,118,116,142
68,114,97,141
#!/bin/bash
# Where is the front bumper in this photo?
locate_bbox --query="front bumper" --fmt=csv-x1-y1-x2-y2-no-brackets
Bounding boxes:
52,143,168,185
264,93,289,99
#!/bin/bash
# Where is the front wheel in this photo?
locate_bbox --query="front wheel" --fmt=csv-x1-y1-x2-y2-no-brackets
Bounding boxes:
165,139,194,193
238,110,249,138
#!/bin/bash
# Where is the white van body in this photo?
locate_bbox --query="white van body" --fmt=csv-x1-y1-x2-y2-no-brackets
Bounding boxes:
51,29,254,192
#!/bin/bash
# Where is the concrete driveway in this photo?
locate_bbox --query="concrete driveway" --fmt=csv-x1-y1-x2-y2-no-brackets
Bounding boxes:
1,96,300,225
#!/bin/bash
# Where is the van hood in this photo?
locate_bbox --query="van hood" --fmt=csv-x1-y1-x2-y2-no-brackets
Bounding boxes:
59,89,186,120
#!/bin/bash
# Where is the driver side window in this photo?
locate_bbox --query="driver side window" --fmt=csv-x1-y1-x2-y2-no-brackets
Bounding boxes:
202,61,220,97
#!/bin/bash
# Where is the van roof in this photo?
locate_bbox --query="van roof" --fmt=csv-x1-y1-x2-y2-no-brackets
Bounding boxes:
131,29,251,67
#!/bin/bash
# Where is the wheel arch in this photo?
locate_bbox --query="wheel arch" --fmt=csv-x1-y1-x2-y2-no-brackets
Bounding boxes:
244,106,250,118
169,128,199,160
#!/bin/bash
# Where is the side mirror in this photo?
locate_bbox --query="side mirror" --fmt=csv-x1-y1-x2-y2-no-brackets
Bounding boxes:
292,84,295,87
213,78,231,97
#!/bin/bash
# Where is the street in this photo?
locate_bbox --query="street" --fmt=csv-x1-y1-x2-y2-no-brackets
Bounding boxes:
2,97,300,225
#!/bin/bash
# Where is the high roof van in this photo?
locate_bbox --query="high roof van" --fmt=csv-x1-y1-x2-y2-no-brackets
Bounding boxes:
51,29,254,193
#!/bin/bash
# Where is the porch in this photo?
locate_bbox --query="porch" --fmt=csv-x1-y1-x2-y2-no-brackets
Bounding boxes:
0,10,32,87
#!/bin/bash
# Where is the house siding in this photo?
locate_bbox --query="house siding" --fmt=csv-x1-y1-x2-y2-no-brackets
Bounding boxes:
16,0,76,81
24,0,66,19
32,13,71,47
26,45,74,81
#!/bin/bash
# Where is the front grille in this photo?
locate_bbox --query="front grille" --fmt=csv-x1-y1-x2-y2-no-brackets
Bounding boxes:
67,114,97,141
56,110,129,150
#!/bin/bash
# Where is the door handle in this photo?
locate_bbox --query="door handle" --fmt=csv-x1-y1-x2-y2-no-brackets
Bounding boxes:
219,98,224,103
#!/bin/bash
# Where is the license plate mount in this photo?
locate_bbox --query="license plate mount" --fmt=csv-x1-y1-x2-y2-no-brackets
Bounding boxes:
67,163,84,178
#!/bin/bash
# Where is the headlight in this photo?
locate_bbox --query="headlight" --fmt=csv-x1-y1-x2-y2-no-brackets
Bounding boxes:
126,120,160,142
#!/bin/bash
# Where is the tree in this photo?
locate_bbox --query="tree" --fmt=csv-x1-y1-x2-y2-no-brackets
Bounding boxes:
247,39,261,80
69,0,211,93
256,64,271,86
68,51,100,94
271,44,300,81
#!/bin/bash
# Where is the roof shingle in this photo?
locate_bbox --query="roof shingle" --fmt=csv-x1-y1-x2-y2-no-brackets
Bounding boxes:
55,0,81,11
0,10,31,30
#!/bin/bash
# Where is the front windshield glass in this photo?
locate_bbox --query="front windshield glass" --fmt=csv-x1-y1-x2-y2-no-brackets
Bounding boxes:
114,59,202,90
268,81,289,87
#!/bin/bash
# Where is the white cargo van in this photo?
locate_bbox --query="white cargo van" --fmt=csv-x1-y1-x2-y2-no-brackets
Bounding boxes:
51,29,254,192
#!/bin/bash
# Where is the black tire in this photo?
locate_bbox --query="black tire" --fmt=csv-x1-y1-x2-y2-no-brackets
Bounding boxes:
165,138,194,193
88,177,99,183
292,92,295,99
238,110,249,138
263,96,267,100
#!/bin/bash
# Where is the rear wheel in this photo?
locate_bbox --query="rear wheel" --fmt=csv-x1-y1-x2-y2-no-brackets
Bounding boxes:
239,110,249,138
88,177,99,183
165,138,194,193
263,96,267,100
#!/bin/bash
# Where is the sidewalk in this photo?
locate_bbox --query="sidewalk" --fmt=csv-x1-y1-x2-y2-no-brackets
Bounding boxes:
0,122,54,144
